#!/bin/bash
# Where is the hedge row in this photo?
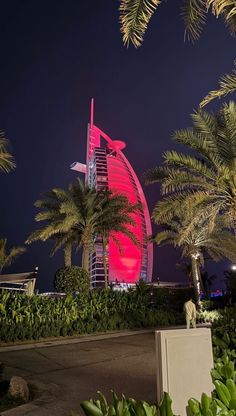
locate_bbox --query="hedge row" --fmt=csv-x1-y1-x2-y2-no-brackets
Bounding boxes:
0,287,192,342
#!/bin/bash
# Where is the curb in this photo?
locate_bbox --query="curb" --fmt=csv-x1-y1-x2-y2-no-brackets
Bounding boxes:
0,323,210,353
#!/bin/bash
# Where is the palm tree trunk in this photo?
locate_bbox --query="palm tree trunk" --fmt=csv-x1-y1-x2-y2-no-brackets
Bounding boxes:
82,245,90,273
191,255,201,304
64,242,72,267
102,237,108,289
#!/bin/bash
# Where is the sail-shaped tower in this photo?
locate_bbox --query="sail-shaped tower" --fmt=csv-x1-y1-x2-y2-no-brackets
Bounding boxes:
71,100,153,287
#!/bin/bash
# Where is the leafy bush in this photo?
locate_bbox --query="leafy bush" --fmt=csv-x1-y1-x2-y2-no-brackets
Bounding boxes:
74,390,161,416
0,290,184,343
198,309,222,324
74,358,236,416
73,376,236,416
54,266,90,295
211,307,236,361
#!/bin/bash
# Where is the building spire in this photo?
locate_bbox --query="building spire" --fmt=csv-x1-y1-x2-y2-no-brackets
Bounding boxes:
90,97,94,127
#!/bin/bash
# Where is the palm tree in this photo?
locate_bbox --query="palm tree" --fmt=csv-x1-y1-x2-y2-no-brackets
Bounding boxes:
155,215,236,302
60,179,108,273
0,132,15,173
96,193,141,288
0,238,26,274
26,186,79,267
27,179,140,283
119,0,236,48
144,101,236,237
59,182,141,277
27,179,108,272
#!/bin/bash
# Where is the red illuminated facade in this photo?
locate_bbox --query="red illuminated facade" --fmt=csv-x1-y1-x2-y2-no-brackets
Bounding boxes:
71,100,153,286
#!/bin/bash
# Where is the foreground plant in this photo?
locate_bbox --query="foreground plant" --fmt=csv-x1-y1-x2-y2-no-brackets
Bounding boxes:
0,289,184,343
154,214,236,302
200,63,236,108
144,101,236,240
119,0,236,48
76,371,236,416
0,238,26,274
0,132,15,173
76,390,160,416
27,178,140,281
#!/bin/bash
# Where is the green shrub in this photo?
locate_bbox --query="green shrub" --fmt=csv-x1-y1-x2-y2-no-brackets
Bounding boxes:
211,307,236,361
198,309,222,324
54,266,90,295
74,361,236,416
0,289,185,343
74,375,236,416
77,391,159,416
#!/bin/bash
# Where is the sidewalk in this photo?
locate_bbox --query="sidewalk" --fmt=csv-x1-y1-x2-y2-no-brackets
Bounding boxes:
0,323,209,353
1,331,157,416
0,325,210,416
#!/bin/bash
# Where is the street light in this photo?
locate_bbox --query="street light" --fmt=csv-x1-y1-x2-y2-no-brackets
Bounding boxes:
231,265,236,271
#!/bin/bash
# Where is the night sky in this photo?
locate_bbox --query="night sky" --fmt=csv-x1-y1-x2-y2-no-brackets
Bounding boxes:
1,0,235,291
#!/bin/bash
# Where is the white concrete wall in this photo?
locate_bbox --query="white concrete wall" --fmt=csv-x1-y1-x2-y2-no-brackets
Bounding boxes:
156,328,214,416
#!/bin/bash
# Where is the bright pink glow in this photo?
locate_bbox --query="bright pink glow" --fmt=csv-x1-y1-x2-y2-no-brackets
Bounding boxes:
85,99,153,283
108,140,126,151
107,155,143,283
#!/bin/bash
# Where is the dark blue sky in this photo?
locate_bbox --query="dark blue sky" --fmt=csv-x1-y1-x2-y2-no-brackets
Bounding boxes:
0,1,235,291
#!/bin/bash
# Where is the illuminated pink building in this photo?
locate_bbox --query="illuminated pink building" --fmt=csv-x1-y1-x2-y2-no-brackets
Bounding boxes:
71,100,153,287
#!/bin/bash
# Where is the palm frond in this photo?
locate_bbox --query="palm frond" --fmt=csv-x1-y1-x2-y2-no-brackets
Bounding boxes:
152,192,193,223
182,0,207,42
216,101,236,165
191,109,217,138
119,0,162,47
163,150,216,181
143,166,171,184
222,5,236,35
161,171,213,194
0,238,26,273
0,132,15,173
207,0,236,19
155,230,177,246
200,64,236,107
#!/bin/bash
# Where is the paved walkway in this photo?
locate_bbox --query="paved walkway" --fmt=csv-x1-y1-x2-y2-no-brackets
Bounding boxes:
1,332,156,416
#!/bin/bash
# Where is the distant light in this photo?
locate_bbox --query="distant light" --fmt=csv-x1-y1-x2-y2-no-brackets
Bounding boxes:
232,265,236,271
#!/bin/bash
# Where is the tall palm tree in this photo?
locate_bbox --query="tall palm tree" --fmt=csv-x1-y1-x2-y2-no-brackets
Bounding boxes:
144,101,236,237
57,183,141,277
27,179,107,271
96,193,141,288
0,132,15,173
119,0,236,48
0,238,26,274
155,215,236,302
27,179,140,283
60,179,108,273
26,186,79,267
